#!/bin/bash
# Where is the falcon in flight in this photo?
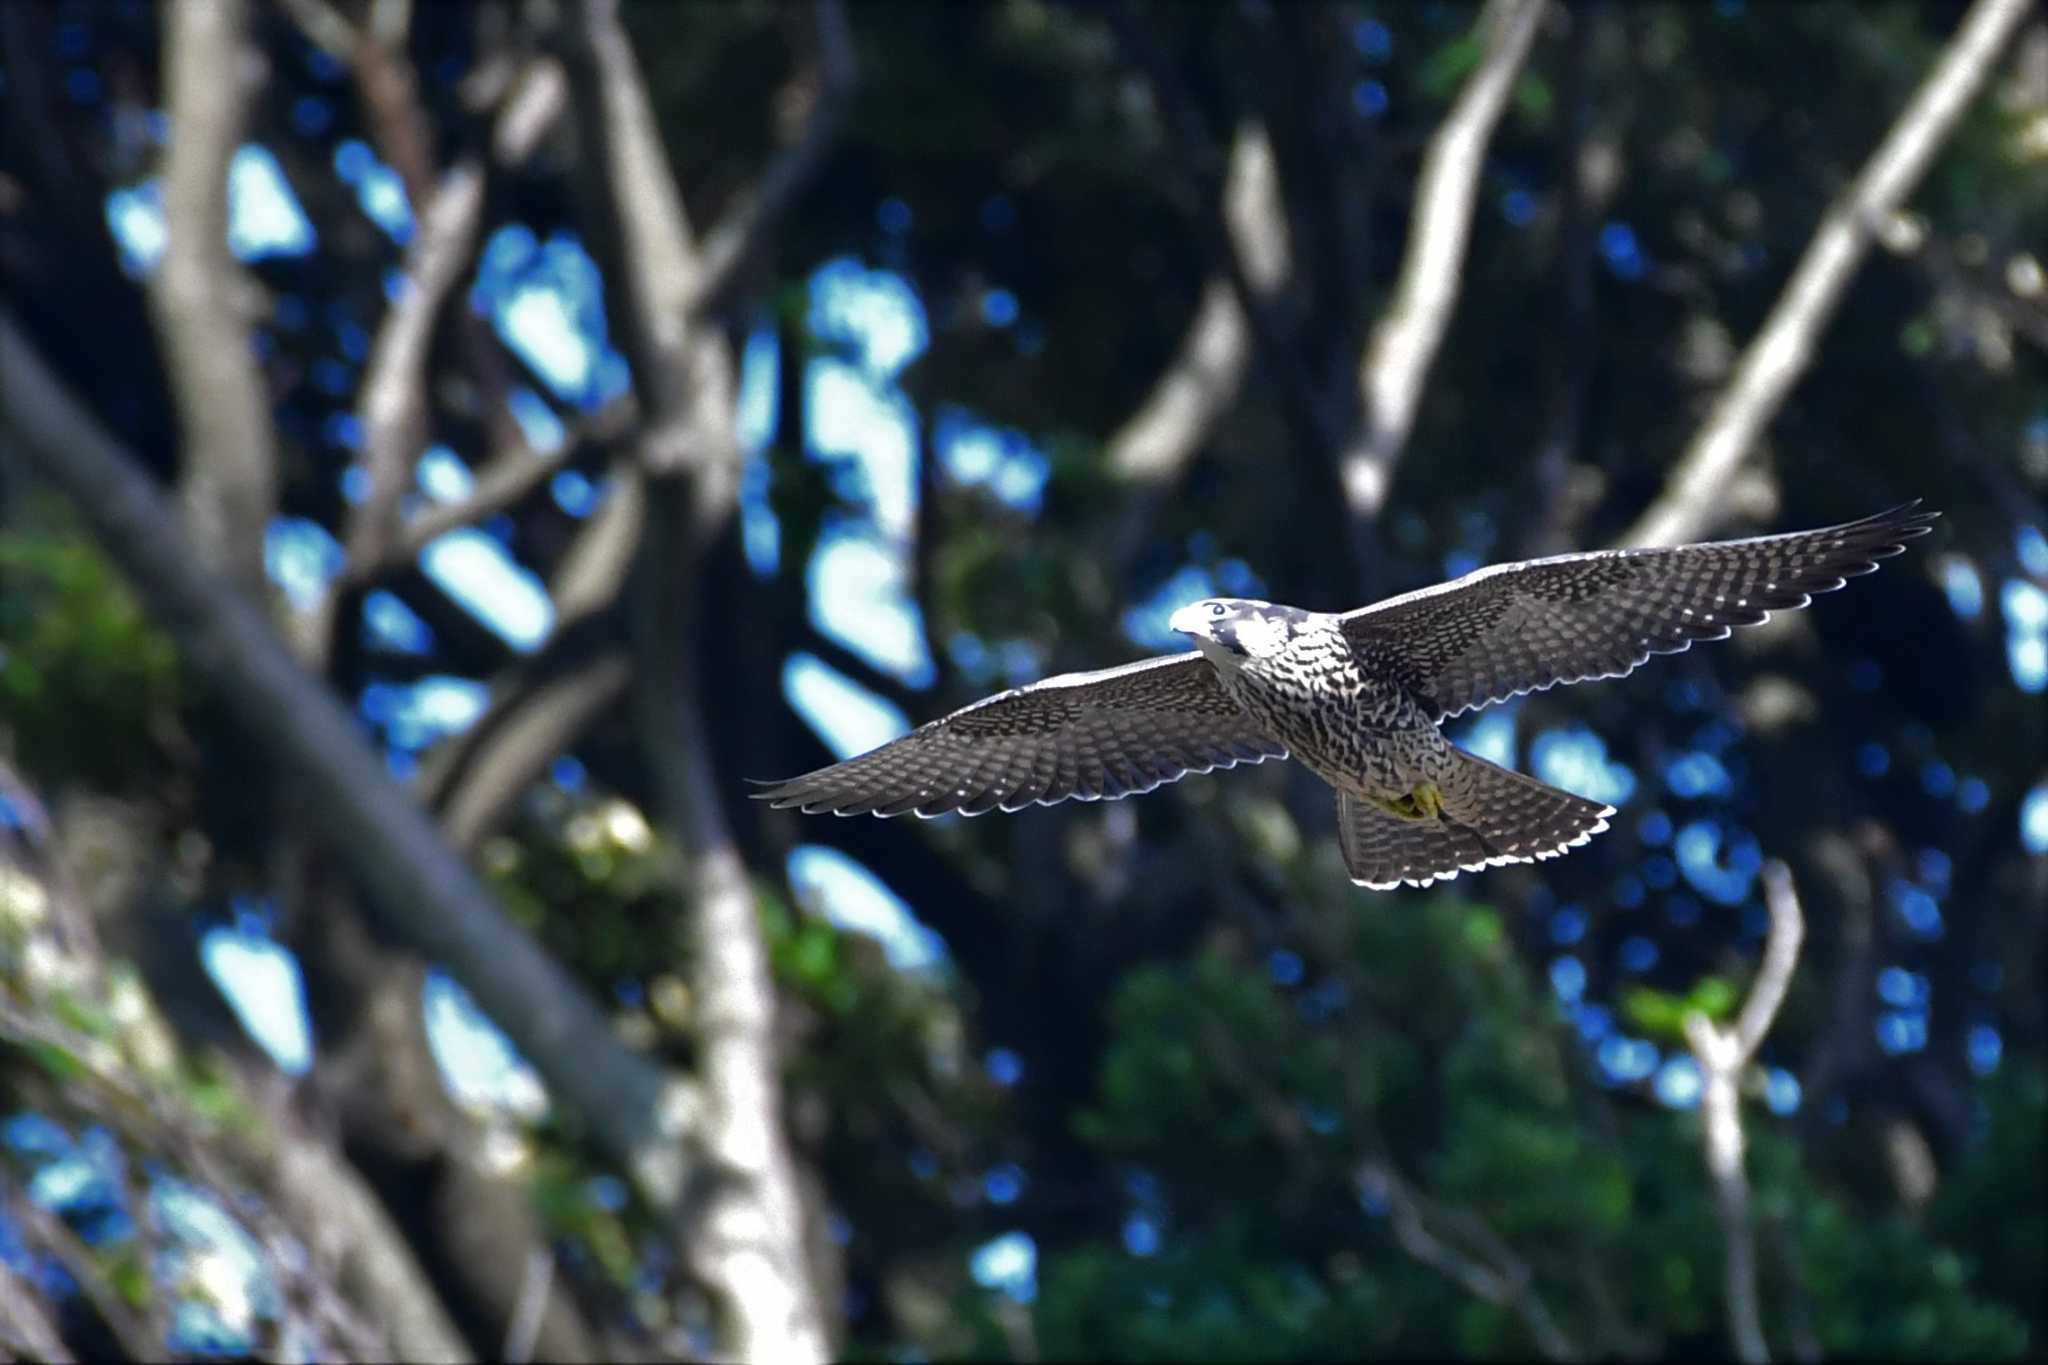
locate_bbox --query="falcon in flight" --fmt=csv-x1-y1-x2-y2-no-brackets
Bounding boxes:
755,504,1935,889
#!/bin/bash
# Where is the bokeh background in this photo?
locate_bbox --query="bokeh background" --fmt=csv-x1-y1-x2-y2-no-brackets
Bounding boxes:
1,0,2044,1359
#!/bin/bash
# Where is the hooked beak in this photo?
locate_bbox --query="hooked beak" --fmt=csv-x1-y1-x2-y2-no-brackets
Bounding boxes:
1168,603,1208,638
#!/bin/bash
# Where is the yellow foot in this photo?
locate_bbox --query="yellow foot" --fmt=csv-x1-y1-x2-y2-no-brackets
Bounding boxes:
1371,782,1444,822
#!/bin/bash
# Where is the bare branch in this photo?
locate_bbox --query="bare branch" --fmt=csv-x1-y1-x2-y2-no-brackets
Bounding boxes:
1731,862,1807,1064
1357,1162,1581,1361
1,308,699,1213
266,1124,475,1363
562,1,829,1356
383,439,568,570
1338,0,1545,539
3,1178,161,1361
349,162,488,572
274,0,359,64
150,0,278,598
423,470,644,849
438,646,632,851
1106,124,1289,491
1108,3,1344,453
494,59,570,166
0,1254,76,1364
687,0,858,320
340,56,575,596
502,1247,555,1365
1623,0,2035,548
1683,859,1807,1365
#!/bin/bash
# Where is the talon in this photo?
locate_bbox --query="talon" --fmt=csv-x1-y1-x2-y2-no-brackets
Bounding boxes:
1410,781,1444,822
1371,783,1445,822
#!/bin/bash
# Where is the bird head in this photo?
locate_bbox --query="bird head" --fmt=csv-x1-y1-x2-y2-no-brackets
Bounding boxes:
1169,598,1304,665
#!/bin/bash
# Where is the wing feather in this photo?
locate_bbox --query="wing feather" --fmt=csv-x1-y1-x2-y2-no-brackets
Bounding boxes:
751,651,1287,817
1341,503,1937,720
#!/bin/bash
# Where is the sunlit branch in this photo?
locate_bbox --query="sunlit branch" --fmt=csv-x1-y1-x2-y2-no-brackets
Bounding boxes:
563,0,831,1357
1105,124,1290,506
349,163,487,574
273,0,360,65
1108,3,1344,454
1338,0,1545,547
151,0,278,598
339,58,575,594
502,1247,555,1365
1622,0,2035,548
1683,859,1807,1365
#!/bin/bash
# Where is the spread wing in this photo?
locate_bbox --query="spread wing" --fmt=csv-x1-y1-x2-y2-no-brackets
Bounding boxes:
751,652,1287,817
1341,502,1938,721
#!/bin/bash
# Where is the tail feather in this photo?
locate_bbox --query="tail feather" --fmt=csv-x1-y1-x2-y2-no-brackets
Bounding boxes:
1339,750,1613,889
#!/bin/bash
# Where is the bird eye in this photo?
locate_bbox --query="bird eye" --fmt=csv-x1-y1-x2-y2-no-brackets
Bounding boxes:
1208,602,1226,618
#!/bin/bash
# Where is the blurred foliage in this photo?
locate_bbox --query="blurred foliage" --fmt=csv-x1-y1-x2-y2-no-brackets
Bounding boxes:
0,515,180,789
967,902,2036,1360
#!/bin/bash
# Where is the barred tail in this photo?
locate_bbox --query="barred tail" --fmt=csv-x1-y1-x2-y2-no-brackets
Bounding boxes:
1338,751,1614,890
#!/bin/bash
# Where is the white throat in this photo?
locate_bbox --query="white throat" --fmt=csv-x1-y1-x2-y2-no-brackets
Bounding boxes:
1189,635,1245,675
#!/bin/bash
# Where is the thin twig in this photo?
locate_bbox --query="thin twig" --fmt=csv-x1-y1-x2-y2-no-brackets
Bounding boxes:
1623,0,2036,548
1358,1161,1581,1361
1682,859,1807,1365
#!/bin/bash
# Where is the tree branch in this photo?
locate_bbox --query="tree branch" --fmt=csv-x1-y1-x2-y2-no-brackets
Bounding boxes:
149,0,277,598
422,469,644,850
333,53,576,606
1105,123,1290,507
686,0,858,321
1,308,699,1213
1622,0,2035,548
347,162,488,575
1107,3,1344,455
1337,0,1545,550
1682,859,1807,1365
0,1254,75,1364
562,0,830,1356
2,1177,162,1362
1357,1159,1580,1360
502,1247,555,1365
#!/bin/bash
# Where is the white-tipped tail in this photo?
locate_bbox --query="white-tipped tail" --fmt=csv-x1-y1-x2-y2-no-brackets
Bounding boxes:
1338,751,1614,890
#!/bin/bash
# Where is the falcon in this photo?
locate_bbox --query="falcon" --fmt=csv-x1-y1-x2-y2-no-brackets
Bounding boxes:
754,504,1936,888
